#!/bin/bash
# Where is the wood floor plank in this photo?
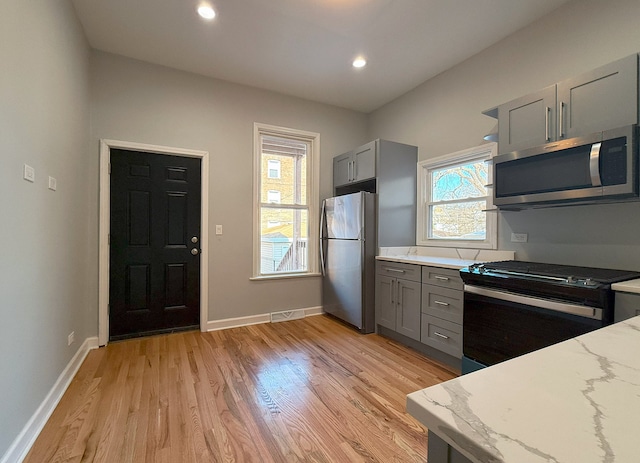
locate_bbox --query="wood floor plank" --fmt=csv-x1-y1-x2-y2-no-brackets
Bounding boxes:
23,315,457,462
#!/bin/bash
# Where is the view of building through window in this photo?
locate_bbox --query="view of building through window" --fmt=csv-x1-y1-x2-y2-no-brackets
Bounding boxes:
259,134,309,274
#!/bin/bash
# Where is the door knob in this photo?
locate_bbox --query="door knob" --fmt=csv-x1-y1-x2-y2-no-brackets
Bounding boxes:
191,248,199,255
191,236,199,243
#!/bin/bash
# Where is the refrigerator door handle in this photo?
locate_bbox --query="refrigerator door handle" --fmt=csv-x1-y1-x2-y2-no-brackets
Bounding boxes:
319,200,326,276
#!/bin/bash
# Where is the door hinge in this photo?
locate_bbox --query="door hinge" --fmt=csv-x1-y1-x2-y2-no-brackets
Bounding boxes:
108,233,111,245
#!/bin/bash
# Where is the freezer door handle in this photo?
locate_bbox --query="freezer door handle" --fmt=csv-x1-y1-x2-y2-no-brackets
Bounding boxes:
319,200,326,276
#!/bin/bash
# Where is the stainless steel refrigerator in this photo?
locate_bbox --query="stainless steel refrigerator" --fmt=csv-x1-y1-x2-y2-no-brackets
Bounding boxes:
320,192,376,333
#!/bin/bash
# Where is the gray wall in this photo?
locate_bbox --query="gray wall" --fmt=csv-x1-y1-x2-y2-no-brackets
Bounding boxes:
0,0,92,456
89,52,368,322
368,0,640,270
6,0,640,457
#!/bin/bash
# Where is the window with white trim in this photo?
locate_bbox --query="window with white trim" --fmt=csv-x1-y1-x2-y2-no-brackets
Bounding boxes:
417,143,497,249
253,123,320,277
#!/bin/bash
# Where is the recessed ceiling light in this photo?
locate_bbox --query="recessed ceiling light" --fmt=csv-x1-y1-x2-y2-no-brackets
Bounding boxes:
197,5,216,20
352,57,367,68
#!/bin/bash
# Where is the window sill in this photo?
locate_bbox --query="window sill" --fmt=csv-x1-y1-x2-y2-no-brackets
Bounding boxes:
250,272,322,281
417,240,497,250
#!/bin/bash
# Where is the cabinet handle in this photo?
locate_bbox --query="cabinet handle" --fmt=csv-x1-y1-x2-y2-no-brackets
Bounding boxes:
390,280,394,305
347,161,352,182
434,275,450,281
397,281,403,306
545,106,551,141
385,268,406,273
353,159,357,180
559,101,565,138
434,332,449,340
434,300,449,307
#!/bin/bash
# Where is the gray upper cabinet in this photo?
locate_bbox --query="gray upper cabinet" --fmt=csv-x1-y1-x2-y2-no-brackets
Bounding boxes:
498,85,556,153
558,54,638,139
493,53,638,155
332,139,417,247
333,140,376,187
333,151,353,187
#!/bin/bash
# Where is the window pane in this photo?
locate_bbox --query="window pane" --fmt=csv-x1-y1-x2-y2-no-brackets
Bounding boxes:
267,190,281,204
261,136,307,206
432,160,487,202
260,208,308,274
267,160,281,179
430,201,486,240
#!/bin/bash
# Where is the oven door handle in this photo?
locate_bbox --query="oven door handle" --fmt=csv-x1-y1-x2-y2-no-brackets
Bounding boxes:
464,285,603,321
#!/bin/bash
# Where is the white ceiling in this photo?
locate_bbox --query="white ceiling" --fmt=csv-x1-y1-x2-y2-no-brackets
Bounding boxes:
71,0,572,113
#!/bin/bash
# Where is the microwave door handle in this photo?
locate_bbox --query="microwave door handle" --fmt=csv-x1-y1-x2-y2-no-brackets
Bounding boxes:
589,142,602,187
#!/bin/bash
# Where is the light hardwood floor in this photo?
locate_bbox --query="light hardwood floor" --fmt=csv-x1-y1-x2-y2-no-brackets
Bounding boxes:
24,315,457,462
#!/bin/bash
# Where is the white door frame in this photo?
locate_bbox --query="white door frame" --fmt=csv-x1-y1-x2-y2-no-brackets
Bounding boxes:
98,139,210,346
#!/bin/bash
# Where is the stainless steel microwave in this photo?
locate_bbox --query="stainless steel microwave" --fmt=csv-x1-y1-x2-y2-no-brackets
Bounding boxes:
493,125,638,209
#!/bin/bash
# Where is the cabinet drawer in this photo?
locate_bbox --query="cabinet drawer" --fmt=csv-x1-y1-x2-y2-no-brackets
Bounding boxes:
421,266,463,290
376,261,421,283
421,285,463,324
421,315,462,359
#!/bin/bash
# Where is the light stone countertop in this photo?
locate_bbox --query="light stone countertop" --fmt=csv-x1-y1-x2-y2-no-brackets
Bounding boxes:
612,278,640,294
376,246,515,270
406,316,640,463
375,254,479,270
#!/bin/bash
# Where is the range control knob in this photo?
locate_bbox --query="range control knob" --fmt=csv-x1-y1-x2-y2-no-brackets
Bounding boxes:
585,278,596,286
567,276,576,284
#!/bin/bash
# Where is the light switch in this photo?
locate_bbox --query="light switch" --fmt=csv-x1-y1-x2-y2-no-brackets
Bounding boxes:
215,225,223,235
23,164,35,182
48,176,57,191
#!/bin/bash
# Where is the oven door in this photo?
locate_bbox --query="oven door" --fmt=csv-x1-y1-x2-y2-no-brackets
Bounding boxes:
463,285,604,368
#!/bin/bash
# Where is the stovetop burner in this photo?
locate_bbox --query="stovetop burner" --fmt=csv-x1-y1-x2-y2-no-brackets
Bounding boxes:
466,260,640,286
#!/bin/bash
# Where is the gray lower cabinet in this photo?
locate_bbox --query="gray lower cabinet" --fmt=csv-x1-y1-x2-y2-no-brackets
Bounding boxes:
493,53,638,154
375,261,421,341
428,431,472,463
614,292,640,323
420,266,464,359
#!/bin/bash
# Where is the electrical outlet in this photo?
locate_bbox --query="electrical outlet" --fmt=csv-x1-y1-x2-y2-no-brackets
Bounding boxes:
215,224,223,235
23,164,35,182
48,176,57,191
68,331,75,346
511,233,528,243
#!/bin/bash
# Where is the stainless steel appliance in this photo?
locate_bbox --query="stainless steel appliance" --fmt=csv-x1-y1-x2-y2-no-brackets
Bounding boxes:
494,125,638,209
320,192,376,333
459,261,640,374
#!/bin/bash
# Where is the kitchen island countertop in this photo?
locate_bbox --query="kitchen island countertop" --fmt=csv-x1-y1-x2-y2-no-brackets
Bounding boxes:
407,315,640,463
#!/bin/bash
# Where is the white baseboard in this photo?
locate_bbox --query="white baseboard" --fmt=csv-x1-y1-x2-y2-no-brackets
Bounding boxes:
1,337,99,463
206,306,324,331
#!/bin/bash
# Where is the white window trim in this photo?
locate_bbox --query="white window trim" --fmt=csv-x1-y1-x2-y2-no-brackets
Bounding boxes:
252,123,320,279
417,142,497,249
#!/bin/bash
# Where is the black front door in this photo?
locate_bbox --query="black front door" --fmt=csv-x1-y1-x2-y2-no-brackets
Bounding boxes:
109,149,201,340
